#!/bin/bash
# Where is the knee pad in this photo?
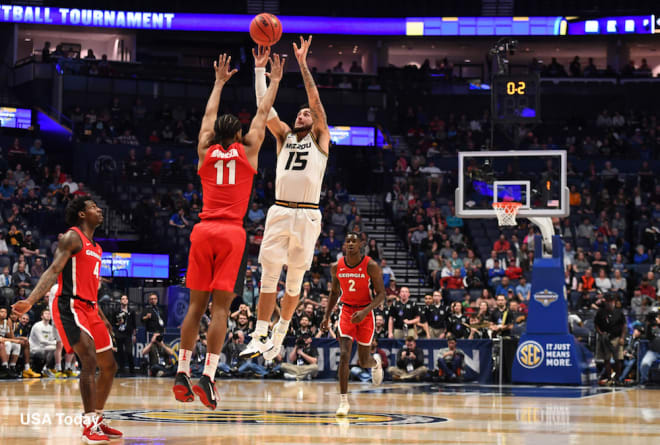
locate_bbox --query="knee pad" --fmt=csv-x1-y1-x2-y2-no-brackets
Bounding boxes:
260,262,282,293
285,267,306,296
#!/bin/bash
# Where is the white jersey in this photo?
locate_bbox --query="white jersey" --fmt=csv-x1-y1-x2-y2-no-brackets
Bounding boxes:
275,132,327,204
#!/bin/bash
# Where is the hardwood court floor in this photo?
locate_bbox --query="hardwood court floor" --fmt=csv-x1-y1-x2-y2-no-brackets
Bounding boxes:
1,377,659,444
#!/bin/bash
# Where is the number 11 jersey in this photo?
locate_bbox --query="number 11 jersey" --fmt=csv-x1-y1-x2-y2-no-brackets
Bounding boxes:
276,132,327,204
198,142,257,223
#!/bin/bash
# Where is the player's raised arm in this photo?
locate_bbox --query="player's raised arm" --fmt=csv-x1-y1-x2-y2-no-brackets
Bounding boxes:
243,54,285,169
198,54,238,156
293,35,330,153
11,231,82,315
253,45,290,144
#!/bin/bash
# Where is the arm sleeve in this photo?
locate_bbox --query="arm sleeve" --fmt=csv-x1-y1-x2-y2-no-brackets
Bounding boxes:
255,67,278,120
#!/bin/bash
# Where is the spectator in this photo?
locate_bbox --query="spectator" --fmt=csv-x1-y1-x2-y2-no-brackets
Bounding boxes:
420,292,446,339
281,333,319,381
380,259,395,287
436,335,464,381
30,258,45,279
12,262,31,292
28,309,58,377
619,324,644,383
493,234,510,253
142,333,176,377
595,269,612,293
373,314,388,339
13,312,39,377
634,245,650,264
388,287,420,339
366,239,383,262
516,277,532,301
41,41,51,62
595,295,626,385
113,295,136,374
169,208,189,229
142,292,166,338
349,61,363,73
387,336,428,381
322,229,342,253
631,289,653,319
0,267,12,288
20,231,40,258
490,294,513,338
247,203,265,226
446,301,470,339
640,312,660,385
579,268,595,292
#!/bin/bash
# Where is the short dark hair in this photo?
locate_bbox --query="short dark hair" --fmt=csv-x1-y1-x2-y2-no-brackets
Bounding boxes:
345,231,360,240
212,114,241,145
298,103,310,112
65,195,92,226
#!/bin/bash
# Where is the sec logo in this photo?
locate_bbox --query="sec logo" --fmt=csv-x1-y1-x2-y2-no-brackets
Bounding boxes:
517,341,544,369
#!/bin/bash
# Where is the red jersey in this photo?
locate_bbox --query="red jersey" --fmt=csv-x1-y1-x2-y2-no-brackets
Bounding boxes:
56,227,102,302
336,255,373,307
198,142,257,223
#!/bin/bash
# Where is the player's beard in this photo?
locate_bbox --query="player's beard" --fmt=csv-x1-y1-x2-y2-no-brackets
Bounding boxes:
293,123,312,134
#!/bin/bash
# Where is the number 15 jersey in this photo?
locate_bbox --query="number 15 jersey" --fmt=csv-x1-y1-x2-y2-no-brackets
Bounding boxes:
199,142,257,223
276,132,327,204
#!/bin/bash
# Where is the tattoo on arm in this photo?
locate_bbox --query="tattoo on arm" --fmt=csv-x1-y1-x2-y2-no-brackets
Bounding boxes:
299,63,327,128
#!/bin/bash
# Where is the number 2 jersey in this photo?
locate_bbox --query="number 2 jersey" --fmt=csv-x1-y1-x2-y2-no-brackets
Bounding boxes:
336,255,373,307
56,226,102,302
275,132,327,203
198,142,257,223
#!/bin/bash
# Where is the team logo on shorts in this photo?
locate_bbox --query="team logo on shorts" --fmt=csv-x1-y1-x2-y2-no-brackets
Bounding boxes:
516,340,544,369
534,289,559,307
103,409,448,426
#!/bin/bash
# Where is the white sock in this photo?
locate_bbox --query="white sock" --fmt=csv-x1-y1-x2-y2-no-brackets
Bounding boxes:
340,393,348,403
203,353,219,380
177,349,192,376
2,361,7,367
25,363,30,370
254,320,269,337
275,318,290,334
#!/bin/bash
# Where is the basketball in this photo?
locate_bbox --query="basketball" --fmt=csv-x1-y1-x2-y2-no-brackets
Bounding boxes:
249,13,282,47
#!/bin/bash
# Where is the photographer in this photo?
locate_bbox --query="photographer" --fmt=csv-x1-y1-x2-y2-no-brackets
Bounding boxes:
113,295,136,374
280,333,319,381
141,293,166,339
142,333,176,377
387,336,428,381
594,294,626,385
640,311,660,386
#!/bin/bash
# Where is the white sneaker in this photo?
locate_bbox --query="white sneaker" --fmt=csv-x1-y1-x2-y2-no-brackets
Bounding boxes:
239,334,273,359
371,353,383,386
262,323,287,361
262,344,282,361
336,398,350,416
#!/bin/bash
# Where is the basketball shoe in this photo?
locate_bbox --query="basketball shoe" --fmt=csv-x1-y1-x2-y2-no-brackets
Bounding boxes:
172,372,195,402
81,415,109,445
263,321,288,361
336,394,350,416
193,374,219,410
22,368,41,378
371,353,383,386
97,416,122,439
240,334,273,359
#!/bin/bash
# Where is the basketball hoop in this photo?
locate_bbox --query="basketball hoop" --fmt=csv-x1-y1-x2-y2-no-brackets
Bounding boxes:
492,202,522,226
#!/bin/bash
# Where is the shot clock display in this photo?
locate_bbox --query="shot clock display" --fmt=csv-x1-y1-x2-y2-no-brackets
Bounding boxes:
492,74,540,123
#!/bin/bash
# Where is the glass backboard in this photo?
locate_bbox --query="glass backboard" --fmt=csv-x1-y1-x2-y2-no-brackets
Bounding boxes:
455,150,569,218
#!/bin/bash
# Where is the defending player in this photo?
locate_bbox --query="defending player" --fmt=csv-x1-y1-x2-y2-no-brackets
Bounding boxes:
242,36,330,360
321,232,385,416
172,53,285,410
13,196,120,444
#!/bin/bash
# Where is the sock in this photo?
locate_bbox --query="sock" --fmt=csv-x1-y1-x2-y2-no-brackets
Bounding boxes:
254,320,269,337
340,393,348,403
25,363,30,370
65,362,72,371
177,349,192,376
203,353,220,380
2,362,7,367
95,409,104,418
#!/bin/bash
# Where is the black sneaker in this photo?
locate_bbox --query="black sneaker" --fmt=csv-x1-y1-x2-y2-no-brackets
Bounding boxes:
193,374,219,410
172,372,195,403
0,366,11,380
9,367,21,379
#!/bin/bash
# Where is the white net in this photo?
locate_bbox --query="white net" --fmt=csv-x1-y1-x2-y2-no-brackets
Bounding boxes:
492,202,522,226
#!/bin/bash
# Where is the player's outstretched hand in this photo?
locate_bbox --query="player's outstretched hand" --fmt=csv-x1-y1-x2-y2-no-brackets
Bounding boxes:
252,45,270,68
293,35,312,64
11,300,33,317
265,53,285,82
214,53,238,84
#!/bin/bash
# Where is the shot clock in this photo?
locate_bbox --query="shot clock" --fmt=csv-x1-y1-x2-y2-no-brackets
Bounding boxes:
492,74,540,123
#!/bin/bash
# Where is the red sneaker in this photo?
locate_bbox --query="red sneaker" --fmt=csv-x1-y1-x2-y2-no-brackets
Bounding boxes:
97,416,123,439
82,419,109,445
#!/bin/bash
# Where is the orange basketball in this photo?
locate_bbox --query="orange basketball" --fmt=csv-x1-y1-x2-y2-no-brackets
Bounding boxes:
249,13,282,47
